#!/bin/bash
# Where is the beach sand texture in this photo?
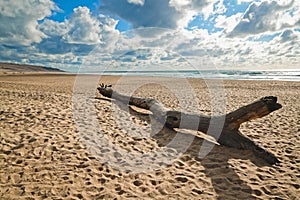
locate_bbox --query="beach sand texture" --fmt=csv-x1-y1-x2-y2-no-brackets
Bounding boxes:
0,74,299,199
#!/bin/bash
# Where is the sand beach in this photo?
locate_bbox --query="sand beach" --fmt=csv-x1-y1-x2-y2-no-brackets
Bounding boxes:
0,73,299,199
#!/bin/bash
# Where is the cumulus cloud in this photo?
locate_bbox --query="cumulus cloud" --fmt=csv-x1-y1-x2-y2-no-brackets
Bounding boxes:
39,20,68,37
215,13,244,33
39,6,119,45
236,0,254,4
0,0,58,46
169,0,213,11
0,3,120,69
228,0,300,37
100,0,181,29
214,0,227,14
0,0,299,71
262,29,300,65
146,26,300,70
100,0,214,29
63,7,104,44
277,29,299,42
37,6,119,54
127,0,145,6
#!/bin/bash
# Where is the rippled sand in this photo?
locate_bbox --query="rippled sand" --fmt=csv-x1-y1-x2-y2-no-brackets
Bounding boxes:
0,74,299,199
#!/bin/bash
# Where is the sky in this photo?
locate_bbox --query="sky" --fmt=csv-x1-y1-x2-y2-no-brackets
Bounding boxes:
0,0,299,72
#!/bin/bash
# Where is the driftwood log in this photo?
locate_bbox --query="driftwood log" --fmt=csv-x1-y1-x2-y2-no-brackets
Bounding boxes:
97,84,282,165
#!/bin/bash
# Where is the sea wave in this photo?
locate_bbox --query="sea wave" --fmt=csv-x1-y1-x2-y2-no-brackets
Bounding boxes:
84,70,300,81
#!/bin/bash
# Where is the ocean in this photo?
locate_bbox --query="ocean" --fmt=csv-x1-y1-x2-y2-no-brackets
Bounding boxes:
92,70,300,81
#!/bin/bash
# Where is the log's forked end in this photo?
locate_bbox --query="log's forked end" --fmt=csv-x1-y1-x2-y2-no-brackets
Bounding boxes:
97,83,113,98
261,96,282,112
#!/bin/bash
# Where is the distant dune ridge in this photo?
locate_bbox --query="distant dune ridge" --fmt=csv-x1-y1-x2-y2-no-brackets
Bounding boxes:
0,62,64,73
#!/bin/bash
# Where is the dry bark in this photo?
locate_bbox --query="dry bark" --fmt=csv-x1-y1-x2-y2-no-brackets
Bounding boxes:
97,84,282,165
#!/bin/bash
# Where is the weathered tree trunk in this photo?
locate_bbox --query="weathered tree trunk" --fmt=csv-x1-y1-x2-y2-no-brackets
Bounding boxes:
97,84,282,165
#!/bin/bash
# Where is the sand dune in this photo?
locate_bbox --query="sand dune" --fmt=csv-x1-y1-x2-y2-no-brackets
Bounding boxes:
0,62,64,74
0,74,299,199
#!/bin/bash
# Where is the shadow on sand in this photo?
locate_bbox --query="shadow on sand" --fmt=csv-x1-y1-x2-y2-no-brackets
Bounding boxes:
97,97,272,199
153,127,268,199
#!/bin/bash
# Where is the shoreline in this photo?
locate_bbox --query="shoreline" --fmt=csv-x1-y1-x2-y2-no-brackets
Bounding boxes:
0,71,299,82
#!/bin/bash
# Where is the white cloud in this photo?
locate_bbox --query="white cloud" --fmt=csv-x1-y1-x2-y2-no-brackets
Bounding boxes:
215,13,243,33
138,27,300,70
63,7,105,44
169,0,194,11
0,0,58,46
127,0,145,6
170,0,216,20
264,29,300,66
277,29,299,42
100,0,215,30
1,25,299,71
169,0,227,28
0,0,299,71
237,0,254,4
0,4,121,69
38,6,120,53
100,0,180,29
228,0,300,37
214,0,227,14
39,19,68,37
